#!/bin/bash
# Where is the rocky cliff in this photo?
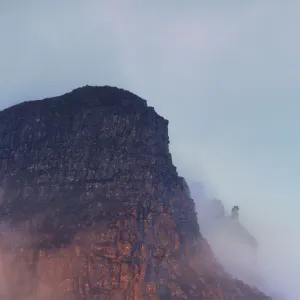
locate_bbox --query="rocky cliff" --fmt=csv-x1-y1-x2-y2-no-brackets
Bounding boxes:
0,86,272,299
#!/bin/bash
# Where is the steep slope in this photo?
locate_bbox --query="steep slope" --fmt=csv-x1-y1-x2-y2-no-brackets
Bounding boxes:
0,86,272,299
189,182,268,292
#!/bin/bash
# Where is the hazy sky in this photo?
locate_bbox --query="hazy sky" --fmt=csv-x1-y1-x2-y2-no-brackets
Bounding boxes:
0,1,299,298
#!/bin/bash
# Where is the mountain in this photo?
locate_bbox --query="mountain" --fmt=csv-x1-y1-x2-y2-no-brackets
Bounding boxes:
0,86,272,299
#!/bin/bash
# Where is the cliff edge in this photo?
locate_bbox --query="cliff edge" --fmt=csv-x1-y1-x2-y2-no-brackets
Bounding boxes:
0,86,272,299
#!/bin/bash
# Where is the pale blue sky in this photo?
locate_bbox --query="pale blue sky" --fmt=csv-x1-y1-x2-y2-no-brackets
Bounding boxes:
0,1,299,298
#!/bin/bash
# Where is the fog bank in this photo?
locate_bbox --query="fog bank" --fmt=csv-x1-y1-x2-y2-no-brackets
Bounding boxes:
188,180,292,300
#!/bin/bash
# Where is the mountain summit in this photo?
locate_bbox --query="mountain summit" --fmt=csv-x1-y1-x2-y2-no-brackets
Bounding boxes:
0,86,272,299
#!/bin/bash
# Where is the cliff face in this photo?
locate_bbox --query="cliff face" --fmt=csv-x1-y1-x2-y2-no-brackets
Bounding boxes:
0,86,271,299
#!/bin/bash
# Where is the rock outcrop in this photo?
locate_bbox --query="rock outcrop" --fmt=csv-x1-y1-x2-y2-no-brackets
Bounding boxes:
0,86,272,299
190,182,265,292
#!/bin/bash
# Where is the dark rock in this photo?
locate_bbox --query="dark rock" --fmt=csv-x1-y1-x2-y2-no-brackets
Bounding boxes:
0,86,272,299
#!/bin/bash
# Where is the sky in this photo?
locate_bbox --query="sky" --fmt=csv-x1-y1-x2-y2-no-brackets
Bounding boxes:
0,1,300,299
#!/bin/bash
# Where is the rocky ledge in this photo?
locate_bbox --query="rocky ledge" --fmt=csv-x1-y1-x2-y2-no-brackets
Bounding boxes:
0,86,272,299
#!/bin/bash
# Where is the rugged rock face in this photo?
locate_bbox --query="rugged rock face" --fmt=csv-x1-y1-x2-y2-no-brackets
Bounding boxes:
0,86,272,299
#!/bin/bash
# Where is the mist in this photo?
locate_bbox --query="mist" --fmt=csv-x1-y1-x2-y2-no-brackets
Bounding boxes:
188,181,289,299
0,222,53,300
1,1,300,299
